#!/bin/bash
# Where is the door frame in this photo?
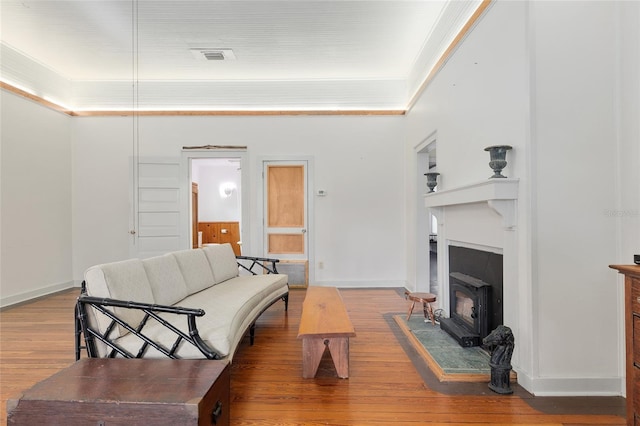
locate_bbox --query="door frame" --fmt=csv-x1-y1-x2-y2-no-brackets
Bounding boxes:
181,149,250,255
414,132,437,294
257,155,315,284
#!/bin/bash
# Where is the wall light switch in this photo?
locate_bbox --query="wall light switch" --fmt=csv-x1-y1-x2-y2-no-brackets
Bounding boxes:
316,189,327,196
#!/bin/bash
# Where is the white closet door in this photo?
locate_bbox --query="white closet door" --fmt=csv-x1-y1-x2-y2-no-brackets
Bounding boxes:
130,157,184,259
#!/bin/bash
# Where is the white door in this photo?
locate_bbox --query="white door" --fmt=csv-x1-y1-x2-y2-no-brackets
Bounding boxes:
130,157,183,259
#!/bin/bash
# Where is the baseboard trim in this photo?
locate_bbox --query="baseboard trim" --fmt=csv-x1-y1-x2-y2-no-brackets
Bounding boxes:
311,280,406,289
516,370,624,396
0,281,77,309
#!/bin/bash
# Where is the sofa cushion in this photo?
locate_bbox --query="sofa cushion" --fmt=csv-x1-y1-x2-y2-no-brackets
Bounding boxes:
142,254,189,306
171,249,215,294
84,259,155,339
202,243,239,284
208,274,288,360
111,273,288,360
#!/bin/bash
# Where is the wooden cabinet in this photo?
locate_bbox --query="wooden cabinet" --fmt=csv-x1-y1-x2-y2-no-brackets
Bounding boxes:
610,264,640,426
199,221,241,255
7,358,230,425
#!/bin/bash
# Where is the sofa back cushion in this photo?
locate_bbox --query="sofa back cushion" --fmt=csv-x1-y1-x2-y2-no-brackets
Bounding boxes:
171,249,215,294
203,243,239,284
84,258,155,339
142,254,189,306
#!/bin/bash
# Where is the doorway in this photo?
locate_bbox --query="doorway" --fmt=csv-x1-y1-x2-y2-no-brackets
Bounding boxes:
191,158,243,255
128,150,248,259
415,134,438,294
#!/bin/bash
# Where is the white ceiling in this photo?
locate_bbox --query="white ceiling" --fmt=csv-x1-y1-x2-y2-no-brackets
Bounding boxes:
0,0,486,111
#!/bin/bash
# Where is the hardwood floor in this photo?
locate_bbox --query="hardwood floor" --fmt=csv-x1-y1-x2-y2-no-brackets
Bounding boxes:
0,287,626,425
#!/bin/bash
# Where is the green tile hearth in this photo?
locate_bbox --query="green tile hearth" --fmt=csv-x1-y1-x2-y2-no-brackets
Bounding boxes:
403,316,491,375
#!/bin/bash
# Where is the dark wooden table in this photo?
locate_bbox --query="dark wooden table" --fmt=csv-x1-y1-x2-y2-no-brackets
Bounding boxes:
7,358,230,426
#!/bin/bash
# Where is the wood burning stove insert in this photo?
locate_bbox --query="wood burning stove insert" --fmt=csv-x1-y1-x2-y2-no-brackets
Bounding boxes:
440,273,490,347
440,246,503,348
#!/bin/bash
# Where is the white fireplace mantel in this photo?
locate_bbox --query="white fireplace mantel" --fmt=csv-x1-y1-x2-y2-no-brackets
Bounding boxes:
424,177,522,376
424,178,519,228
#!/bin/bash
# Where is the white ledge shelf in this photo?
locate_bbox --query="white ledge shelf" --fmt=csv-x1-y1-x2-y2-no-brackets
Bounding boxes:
424,178,519,207
425,178,519,228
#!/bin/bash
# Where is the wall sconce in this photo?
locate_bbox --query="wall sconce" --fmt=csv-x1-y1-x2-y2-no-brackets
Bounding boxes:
219,182,236,198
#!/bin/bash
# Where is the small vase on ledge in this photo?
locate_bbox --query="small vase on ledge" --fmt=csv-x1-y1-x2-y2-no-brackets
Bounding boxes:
424,172,440,193
484,145,512,178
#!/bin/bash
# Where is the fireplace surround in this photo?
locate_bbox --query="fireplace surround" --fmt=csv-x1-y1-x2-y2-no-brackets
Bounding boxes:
424,179,517,352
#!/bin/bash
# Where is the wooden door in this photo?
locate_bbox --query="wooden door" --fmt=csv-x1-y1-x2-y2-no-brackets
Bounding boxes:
264,162,308,263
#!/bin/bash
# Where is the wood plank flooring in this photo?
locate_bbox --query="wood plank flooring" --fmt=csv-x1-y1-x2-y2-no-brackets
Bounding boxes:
0,287,626,425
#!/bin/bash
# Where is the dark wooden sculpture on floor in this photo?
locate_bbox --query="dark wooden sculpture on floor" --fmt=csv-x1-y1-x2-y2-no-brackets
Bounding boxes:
482,324,514,394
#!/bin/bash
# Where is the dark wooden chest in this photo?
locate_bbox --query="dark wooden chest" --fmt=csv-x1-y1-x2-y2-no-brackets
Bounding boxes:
7,358,230,426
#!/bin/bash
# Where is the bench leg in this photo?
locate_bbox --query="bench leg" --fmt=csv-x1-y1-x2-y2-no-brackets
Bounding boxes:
302,338,325,378
301,337,350,379
327,337,350,379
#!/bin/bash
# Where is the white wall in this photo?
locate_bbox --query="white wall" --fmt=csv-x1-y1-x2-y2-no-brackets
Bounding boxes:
71,116,135,280
617,1,640,267
530,0,622,394
405,0,640,395
616,2,640,394
72,114,407,287
1,91,73,306
194,162,242,222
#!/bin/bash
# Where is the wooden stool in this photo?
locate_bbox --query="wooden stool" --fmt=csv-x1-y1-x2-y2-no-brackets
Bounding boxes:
404,291,437,325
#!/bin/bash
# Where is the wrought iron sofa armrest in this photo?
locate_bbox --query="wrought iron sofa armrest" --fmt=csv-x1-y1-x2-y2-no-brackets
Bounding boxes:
79,295,205,316
236,255,280,275
75,294,219,361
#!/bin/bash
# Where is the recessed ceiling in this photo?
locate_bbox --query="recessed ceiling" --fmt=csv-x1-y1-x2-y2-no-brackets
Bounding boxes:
0,0,487,112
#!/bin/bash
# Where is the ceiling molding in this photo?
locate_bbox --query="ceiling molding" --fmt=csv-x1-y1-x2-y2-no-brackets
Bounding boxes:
1,81,74,115
407,0,493,111
1,82,405,116
72,109,406,117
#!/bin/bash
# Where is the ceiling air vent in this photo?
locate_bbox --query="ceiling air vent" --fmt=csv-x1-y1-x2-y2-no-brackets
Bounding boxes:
190,48,236,61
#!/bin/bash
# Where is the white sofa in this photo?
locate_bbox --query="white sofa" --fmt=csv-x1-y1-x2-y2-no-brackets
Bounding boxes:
75,243,289,361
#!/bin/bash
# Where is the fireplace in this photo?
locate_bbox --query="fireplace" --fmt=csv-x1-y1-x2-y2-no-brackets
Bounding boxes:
440,245,503,347
440,273,490,347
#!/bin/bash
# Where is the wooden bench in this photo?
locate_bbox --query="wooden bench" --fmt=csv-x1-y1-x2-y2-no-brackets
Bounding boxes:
297,287,356,378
